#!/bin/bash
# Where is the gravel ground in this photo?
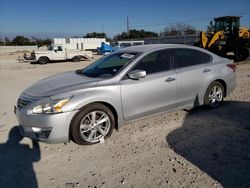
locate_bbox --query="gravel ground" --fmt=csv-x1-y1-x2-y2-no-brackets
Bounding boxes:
0,50,249,188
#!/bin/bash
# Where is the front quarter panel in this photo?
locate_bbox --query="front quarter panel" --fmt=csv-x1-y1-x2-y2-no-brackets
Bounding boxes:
53,84,124,127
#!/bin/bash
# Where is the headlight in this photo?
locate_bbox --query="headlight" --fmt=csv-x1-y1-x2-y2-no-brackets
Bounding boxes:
30,98,71,114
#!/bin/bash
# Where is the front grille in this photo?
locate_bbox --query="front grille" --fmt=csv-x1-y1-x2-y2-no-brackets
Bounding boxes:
17,98,31,110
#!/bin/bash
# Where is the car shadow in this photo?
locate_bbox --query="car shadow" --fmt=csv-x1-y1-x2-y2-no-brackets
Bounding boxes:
0,126,41,188
166,101,250,188
30,60,69,65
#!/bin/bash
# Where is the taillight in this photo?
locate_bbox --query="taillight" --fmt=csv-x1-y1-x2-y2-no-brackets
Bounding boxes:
227,64,236,72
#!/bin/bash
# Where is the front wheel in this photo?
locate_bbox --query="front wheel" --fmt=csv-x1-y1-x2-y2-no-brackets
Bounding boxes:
71,104,115,145
204,81,224,108
38,57,49,64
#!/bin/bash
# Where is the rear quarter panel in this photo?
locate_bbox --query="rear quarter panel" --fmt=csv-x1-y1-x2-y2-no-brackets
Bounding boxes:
197,59,236,105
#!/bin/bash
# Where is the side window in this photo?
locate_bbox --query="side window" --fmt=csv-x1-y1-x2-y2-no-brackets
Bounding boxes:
174,48,204,68
202,52,212,64
120,43,131,47
132,49,171,74
57,46,63,51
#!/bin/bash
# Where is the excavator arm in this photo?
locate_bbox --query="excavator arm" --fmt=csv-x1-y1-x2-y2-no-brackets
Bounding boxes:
207,31,224,48
200,31,224,49
200,31,208,48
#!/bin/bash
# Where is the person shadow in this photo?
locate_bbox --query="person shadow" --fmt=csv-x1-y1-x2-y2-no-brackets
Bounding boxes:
0,126,41,188
166,101,250,188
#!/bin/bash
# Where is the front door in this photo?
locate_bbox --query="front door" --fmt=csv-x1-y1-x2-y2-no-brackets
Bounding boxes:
51,46,65,60
120,49,177,121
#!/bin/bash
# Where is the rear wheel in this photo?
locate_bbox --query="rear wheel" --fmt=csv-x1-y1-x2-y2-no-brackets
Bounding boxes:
234,46,249,62
204,81,224,108
72,56,81,62
71,104,115,145
38,57,49,64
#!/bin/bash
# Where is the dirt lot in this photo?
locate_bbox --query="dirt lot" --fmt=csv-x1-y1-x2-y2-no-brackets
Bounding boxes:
0,50,249,188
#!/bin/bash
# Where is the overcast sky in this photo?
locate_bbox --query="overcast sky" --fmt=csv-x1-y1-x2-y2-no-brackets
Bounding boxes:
0,0,249,39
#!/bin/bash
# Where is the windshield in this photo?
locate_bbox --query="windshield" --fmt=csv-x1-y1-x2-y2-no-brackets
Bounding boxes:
80,52,138,78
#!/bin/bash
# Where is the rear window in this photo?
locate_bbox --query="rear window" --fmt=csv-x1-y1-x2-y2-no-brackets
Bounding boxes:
202,52,212,63
174,48,211,68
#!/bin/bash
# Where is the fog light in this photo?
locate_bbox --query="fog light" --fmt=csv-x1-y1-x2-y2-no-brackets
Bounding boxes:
32,127,52,139
32,127,42,132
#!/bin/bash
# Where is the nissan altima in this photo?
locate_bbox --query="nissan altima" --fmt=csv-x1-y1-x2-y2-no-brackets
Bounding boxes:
15,44,236,145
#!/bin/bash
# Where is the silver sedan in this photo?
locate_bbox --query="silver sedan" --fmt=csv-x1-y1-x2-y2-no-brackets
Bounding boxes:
15,44,236,145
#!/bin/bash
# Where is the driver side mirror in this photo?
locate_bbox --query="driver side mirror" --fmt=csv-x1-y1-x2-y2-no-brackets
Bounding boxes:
128,70,146,80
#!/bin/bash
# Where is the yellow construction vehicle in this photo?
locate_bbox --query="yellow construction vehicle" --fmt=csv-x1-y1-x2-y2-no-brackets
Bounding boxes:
196,16,250,61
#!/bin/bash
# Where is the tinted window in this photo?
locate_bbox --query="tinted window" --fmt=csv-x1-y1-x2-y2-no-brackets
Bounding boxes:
202,52,212,63
120,43,131,47
174,48,208,68
133,42,143,46
132,49,171,74
57,46,63,51
81,53,138,78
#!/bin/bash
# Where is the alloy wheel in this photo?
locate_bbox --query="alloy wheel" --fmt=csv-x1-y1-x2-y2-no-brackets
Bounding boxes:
208,85,223,108
79,111,111,143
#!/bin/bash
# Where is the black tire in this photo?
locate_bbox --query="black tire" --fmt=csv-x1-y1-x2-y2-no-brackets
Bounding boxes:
72,56,81,62
234,46,249,62
38,57,49,64
71,103,115,145
204,81,225,109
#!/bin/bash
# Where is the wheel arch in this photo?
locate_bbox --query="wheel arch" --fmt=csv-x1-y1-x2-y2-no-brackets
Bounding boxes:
213,79,227,97
38,56,50,62
68,101,119,142
198,78,227,106
71,55,81,61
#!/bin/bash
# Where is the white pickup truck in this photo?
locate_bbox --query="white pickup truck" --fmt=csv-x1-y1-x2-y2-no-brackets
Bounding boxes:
23,44,93,64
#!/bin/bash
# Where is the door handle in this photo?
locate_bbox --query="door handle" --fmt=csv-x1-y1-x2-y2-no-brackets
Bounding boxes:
166,77,176,82
203,68,211,73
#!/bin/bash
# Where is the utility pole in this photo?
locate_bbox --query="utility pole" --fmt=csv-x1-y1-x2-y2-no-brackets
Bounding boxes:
101,25,104,33
127,16,129,33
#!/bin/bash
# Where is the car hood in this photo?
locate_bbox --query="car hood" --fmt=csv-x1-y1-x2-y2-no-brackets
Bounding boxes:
34,50,56,55
23,71,101,97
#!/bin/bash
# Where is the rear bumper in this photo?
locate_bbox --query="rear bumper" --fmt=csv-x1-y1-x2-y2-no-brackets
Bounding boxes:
15,106,78,144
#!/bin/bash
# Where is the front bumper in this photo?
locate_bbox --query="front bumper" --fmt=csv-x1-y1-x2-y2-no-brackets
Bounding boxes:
15,105,78,144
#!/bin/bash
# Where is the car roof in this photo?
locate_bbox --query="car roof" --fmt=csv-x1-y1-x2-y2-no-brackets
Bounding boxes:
117,44,203,53
116,44,226,62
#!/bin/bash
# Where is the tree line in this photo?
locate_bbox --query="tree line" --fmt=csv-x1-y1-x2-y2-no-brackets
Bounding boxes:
0,36,52,46
0,23,197,46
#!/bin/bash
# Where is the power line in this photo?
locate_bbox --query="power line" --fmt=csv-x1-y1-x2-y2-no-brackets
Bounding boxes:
130,10,250,29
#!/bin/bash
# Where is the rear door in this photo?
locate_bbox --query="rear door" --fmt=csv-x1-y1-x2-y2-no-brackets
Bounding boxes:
120,49,177,121
173,48,213,108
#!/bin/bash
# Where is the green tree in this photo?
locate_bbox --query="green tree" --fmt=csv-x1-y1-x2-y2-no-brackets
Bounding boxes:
12,36,31,45
31,37,52,47
0,38,4,45
113,29,158,40
85,32,107,38
164,23,196,36
113,32,129,40
4,37,11,45
42,38,52,46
